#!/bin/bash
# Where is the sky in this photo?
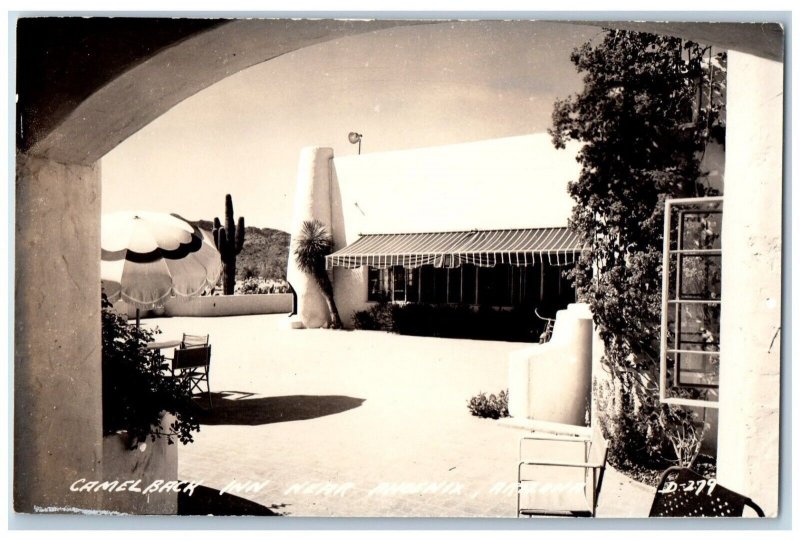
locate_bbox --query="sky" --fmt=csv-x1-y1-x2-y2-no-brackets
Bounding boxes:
101,20,602,231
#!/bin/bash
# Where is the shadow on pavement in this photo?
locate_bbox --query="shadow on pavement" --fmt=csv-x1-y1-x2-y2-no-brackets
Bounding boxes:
196,393,366,426
177,484,286,516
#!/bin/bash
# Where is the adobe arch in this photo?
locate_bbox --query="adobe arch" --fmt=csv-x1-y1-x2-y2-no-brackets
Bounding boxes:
19,18,424,164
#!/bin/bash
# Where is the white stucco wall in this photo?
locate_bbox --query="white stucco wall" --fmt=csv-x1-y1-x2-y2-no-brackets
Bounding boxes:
716,50,783,517
331,133,581,240
325,134,581,326
508,303,593,425
14,156,105,513
287,147,336,328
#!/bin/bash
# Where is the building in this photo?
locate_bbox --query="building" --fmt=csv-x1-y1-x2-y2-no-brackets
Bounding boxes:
286,134,586,329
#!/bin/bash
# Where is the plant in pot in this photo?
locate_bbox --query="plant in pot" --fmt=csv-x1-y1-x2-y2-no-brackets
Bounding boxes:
101,293,200,448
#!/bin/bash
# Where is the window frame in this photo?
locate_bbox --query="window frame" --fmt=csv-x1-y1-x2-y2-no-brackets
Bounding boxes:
659,196,723,408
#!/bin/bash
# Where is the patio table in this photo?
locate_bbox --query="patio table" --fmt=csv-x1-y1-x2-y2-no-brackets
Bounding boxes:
146,339,182,350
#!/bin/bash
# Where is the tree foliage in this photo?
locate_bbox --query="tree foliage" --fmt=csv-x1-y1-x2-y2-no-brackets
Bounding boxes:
102,293,200,447
550,30,725,467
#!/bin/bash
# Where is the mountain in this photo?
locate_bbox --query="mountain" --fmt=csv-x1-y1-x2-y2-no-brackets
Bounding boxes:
193,220,290,281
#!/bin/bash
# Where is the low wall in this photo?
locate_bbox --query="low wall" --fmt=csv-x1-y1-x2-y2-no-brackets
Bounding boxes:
164,293,292,317
508,303,593,425
114,294,292,319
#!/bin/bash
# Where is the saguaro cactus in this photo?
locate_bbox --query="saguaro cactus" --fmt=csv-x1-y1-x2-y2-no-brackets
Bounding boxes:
213,194,246,295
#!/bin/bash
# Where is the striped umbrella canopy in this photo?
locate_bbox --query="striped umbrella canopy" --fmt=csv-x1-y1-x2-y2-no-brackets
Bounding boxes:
101,211,222,310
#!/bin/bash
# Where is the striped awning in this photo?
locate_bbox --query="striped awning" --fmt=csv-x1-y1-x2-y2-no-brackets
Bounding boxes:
326,227,585,270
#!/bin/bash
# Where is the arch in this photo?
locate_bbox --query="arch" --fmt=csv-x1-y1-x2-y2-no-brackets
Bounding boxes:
21,18,428,164
19,19,781,165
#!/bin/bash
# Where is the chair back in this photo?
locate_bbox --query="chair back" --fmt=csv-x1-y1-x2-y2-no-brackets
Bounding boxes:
182,333,209,348
172,345,211,370
649,467,765,517
516,433,608,518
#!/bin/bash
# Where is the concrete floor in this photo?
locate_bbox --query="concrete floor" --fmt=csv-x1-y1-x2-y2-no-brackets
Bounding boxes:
147,313,654,518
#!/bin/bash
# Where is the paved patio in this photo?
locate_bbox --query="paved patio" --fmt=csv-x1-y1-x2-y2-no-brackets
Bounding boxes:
149,313,654,518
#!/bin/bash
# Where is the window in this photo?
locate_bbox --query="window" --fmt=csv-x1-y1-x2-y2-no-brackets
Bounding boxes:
367,261,577,308
406,267,419,303
493,264,512,306
367,267,388,302
367,266,413,302
477,267,496,306
392,266,406,302
660,197,722,407
433,267,448,304
461,265,477,305
417,265,433,303
447,267,461,304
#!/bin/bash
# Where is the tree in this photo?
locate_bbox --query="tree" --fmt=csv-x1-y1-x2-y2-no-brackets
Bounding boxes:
294,219,342,329
549,30,725,468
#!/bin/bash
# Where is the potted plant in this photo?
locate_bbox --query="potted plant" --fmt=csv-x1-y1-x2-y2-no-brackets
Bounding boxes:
101,293,200,448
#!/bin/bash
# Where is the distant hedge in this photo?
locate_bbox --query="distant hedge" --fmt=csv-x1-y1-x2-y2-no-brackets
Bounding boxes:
352,302,547,342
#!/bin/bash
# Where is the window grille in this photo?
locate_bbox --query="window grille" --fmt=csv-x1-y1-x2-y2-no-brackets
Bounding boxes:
659,197,723,407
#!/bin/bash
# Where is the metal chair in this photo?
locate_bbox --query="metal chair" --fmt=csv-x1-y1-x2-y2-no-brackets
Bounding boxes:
535,308,556,343
517,433,608,517
649,466,765,517
171,344,212,410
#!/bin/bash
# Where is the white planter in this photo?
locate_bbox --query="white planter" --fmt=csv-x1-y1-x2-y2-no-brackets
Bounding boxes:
100,414,179,515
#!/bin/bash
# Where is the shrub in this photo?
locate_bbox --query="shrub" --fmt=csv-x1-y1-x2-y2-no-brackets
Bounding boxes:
468,390,510,419
235,277,291,295
351,296,396,331
351,309,381,330
241,264,258,280
352,301,542,342
595,374,709,472
655,403,710,468
101,293,200,447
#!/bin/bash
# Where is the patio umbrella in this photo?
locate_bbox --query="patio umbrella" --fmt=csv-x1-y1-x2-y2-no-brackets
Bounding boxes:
101,211,222,326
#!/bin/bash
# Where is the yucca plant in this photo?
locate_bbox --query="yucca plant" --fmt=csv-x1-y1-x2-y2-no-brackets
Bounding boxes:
294,219,342,329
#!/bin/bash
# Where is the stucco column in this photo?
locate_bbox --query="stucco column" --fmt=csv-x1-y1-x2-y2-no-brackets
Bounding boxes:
286,147,335,329
14,154,104,512
716,50,783,517
329,161,367,328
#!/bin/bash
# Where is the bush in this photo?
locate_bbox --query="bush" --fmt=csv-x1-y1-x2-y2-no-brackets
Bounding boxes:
101,293,200,447
595,375,710,472
235,277,291,295
351,296,396,331
468,390,509,419
351,309,383,331
352,301,543,342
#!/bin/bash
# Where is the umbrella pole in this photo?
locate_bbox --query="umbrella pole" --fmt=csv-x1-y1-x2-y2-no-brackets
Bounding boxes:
136,308,140,330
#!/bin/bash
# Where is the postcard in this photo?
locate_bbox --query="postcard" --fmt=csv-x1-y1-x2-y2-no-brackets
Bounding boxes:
12,15,785,522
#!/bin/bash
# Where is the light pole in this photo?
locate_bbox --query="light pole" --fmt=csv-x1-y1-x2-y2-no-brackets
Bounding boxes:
348,132,363,155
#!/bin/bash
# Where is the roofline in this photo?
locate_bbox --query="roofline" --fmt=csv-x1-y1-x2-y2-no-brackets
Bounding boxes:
357,226,573,237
